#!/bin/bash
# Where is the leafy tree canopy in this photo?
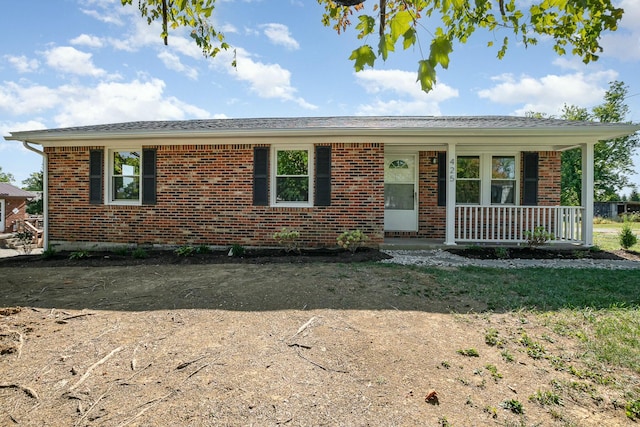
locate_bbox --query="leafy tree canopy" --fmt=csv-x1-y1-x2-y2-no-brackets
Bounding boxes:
534,81,639,204
22,171,43,192
121,0,624,92
0,166,15,183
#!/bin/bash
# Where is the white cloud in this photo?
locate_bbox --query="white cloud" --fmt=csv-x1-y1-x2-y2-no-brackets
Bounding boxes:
476,71,619,116
4,55,39,73
157,51,199,80
214,48,317,109
70,34,104,48
261,23,300,50
44,46,107,77
354,69,459,115
0,82,61,115
0,78,211,128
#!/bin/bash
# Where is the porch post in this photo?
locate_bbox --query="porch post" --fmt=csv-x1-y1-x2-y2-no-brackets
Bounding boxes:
445,143,457,245
581,142,595,246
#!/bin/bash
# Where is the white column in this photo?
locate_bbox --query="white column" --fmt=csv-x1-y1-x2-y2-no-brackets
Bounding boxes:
445,143,457,245
581,142,594,246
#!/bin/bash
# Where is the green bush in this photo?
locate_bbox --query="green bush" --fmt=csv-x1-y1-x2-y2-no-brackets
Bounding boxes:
69,250,90,260
337,230,368,253
41,245,58,259
174,245,195,257
619,221,638,250
524,226,554,247
273,227,301,253
131,248,148,259
195,244,211,254
229,244,245,257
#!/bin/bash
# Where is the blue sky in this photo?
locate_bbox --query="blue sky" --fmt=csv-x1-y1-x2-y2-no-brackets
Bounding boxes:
1,0,639,192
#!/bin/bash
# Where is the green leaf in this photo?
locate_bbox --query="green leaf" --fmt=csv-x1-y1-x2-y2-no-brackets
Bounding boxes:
349,45,376,71
402,27,417,50
429,35,453,69
417,60,436,92
389,11,413,44
356,15,376,39
378,34,395,61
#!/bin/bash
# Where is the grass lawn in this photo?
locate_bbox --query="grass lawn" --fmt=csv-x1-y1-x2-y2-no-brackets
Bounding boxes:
594,221,640,251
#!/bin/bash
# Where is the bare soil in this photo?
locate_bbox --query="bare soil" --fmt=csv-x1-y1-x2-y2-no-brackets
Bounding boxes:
1,251,637,426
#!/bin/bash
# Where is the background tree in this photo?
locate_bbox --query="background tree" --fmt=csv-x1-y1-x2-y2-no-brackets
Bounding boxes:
560,81,639,205
121,0,624,92
22,171,44,215
0,166,15,183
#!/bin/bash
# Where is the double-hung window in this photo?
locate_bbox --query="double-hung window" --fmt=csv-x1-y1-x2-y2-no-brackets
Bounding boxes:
456,154,517,205
110,150,141,204
273,147,313,206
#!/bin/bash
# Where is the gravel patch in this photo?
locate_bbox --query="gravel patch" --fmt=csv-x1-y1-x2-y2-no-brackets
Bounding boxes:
381,249,640,269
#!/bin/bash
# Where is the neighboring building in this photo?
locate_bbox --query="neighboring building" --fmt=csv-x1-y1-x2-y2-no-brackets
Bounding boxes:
0,182,36,233
5,116,640,249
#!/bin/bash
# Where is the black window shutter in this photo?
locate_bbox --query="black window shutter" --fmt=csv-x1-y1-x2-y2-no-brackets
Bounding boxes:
142,148,157,205
437,152,447,206
253,147,269,206
315,146,331,206
89,149,103,204
522,152,539,206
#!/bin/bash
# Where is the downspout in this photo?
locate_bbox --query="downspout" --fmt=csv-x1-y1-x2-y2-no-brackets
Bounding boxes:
22,142,48,249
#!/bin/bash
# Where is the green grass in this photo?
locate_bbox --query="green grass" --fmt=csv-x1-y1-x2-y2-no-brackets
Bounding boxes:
594,224,639,251
392,265,640,376
418,266,640,311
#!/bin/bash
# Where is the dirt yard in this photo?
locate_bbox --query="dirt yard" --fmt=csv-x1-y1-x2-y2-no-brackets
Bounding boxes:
1,257,637,426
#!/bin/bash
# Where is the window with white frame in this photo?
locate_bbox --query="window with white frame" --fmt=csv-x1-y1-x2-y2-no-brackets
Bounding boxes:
456,154,518,205
456,156,481,204
273,147,313,205
109,150,141,203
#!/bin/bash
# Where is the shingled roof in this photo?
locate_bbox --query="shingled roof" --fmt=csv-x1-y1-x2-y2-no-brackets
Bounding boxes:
5,116,639,146
0,182,36,198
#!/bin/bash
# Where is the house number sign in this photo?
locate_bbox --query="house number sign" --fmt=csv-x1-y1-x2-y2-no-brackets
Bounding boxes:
449,158,456,182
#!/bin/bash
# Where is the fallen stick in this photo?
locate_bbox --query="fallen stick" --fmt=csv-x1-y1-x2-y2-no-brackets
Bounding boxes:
63,313,95,321
116,390,174,427
291,316,318,340
176,355,206,370
68,346,123,391
0,383,39,399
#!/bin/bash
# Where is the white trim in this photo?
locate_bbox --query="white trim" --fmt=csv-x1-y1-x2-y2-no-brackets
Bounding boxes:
581,143,595,246
0,199,5,233
445,144,457,245
270,145,314,207
383,153,419,232
106,148,143,206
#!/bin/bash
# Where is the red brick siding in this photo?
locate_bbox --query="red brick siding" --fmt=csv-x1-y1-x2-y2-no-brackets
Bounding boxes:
534,151,561,205
2,198,30,232
44,143,384,247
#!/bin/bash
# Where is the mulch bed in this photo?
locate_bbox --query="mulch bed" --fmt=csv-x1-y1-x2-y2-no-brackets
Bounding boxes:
445,246,639,261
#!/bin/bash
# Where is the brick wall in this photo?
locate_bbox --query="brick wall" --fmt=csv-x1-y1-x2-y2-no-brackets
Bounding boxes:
535,151,561,205
2,198,29,232
44,143,384,248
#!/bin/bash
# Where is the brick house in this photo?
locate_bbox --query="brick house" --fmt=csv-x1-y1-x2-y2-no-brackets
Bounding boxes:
0,182,36,233
5,116,639,250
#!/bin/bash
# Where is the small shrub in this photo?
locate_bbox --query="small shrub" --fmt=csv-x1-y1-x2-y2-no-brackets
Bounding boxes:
112,246,129,256
131,248,148,259
457,348,480,357
273,227,301,253
175,245,195,257
195,244,211,254
501,349,515,362
494,247,509,259
626,399,640,420
15,230,34,254
41,245,58,259
69,250,90,260
619,221,638,250
485,364,503,382
337,230,368,253
501,399,524,414
524,226,554,247
229,244,245,257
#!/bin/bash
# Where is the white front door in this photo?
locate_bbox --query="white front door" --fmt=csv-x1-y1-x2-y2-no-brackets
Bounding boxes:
0,199,5,233
384,154,418,231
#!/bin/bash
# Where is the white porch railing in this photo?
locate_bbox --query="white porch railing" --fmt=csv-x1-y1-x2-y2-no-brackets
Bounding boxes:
455,205,584,244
